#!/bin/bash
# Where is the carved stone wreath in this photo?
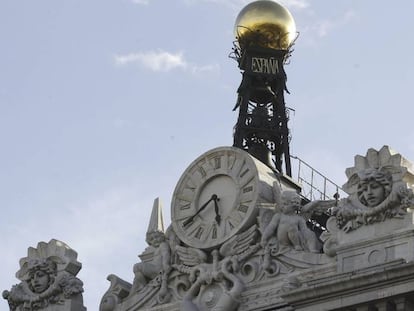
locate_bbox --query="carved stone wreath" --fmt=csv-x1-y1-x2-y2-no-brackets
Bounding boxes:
334,146,414,231
2,239,85,311
320,146,414,257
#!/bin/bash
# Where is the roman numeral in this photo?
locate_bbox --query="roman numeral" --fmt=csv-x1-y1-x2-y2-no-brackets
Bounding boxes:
238,204,249,213
214,156,221,169
212,225,217,239
176,193,193,204
227,153,237,171
240,168,249,178
243,185,253,193
198,166,207,178
195,227,204,239
227,219,235,231
179,202,191,210
185,184,196,192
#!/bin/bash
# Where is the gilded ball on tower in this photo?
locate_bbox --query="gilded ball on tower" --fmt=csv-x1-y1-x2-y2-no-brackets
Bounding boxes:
234,0,296,50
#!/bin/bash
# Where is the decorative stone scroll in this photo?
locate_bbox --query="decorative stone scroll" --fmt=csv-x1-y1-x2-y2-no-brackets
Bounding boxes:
321,146,414,257
100,146,414,310
2,239,85,311
336,146,414,230
100,189,336,310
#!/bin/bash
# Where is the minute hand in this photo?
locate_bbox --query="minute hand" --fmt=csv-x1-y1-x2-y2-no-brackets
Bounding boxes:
183,195,216,227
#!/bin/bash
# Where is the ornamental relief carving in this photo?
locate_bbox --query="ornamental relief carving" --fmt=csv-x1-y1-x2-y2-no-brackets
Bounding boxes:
4,146,413,311
100,183,336,311
2,239,85,311
321,146,414,257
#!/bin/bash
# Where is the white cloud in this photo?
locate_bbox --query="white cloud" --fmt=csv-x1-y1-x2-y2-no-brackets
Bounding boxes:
131,0,150,4
190,63,221,75
315,20,333,38
114,50,220,75
114,50,187,72
315,10,357,38
185,0,308,10
279,0,309,9
298,9,358,47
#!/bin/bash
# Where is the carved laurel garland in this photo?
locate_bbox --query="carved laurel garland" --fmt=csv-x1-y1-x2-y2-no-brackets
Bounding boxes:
3,240,84,311
333,146,414,232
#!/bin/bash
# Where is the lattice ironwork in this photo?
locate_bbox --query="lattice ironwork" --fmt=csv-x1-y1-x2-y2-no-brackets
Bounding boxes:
231,44,294,176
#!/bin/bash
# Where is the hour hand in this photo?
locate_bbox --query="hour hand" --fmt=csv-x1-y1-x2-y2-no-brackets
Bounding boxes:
214,197,221,225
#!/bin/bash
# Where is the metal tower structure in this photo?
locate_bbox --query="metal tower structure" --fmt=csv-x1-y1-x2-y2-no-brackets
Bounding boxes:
231,1,297,177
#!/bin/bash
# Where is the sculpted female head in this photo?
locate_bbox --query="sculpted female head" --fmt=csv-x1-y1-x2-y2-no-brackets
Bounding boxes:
357,169,392,207
27,259,57,294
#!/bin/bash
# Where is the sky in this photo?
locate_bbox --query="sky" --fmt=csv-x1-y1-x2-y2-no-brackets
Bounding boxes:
1,0,414,309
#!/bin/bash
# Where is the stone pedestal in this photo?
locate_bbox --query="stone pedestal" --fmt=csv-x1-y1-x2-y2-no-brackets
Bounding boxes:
336,213,414,273
282,212,414,311
30,297,86,311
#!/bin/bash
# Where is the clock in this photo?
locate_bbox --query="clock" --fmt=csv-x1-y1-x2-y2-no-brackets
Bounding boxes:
171,146,277,249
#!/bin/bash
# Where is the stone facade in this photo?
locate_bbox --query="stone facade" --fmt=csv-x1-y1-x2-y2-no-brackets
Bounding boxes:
4,146,414,311
98,146,414,311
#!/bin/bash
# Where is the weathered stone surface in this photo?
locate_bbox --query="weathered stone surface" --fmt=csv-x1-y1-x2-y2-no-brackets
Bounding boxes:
281,146,414,311
3,239,86,311
100,146,414,311
336,213,414,273
99,148,336,311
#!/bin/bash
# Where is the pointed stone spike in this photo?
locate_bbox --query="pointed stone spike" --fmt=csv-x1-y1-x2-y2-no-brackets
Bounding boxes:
146,198,165,245
353,155,368,173
366,148,380,169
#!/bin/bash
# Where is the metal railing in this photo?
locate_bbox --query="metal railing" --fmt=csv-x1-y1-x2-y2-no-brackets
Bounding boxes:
290,155,346,201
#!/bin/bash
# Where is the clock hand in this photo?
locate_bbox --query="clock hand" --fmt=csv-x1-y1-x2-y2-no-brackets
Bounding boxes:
183,194,216,227
213,197,221,225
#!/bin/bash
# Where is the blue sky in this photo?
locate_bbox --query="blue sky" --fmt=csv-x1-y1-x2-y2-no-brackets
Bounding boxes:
1,0,414,309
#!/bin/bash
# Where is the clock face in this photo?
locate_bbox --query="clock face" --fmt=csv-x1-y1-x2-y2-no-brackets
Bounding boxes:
171,146,261,249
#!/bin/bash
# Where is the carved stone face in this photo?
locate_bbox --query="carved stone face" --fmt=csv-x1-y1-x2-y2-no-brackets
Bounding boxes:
281,191,301,213
30,270,50,293
359,180,386,207
147,231,165,248
356,169,392,208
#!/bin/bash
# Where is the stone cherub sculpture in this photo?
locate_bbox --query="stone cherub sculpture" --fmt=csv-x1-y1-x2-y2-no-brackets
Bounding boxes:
261,189,335,253
130,230,171,297
129,198,172,301
100,199,177,311
2,239,85,311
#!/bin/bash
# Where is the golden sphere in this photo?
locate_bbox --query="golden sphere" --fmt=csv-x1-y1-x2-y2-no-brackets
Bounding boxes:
234,0,296,50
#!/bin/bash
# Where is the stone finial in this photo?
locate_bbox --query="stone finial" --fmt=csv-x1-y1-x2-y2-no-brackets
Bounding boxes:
2,239,86,311
145,198,165,245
